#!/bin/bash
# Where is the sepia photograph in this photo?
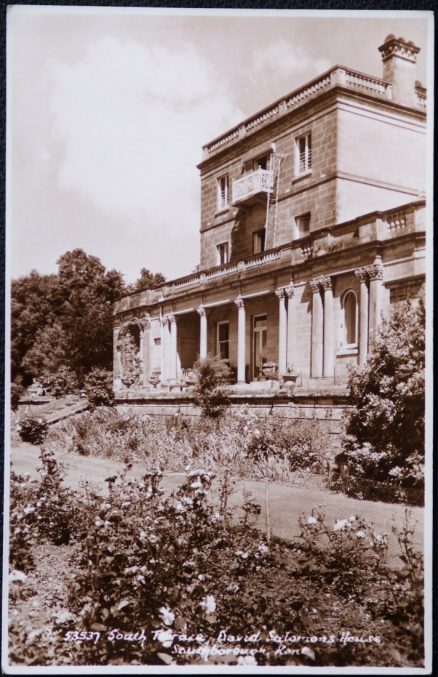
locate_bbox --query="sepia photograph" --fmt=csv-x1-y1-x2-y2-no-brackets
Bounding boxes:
3,6,433,673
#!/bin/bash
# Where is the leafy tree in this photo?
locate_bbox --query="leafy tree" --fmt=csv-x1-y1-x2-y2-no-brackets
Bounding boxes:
343,296,425,490
11,272,58,384
132,267,166,292
193,354,232,418
21,322,70,378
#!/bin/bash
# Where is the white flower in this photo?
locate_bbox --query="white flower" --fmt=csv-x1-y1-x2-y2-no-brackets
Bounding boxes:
9,570,27,584
237,655,257,665
156,630,174,648
334,519,350,531
301,646,315,660
258,543,269,554
356,530,366,539
95,519,103,527
190,480,202,489
23,506,35,514
159,606,175,626
201,595,216,614
236,550,249,559
198,574,206,581
307,516,317,525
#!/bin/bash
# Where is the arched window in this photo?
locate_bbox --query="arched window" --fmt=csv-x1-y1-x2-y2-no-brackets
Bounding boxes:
342,290,358,346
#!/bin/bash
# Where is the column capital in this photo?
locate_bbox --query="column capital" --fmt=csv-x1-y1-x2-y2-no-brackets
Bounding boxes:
234,295,245,309
367,262,384,281
168,312,176,324
275,287,285,299
139,314,151,330
310,278,321,293
355,267,369,283
284,284,295,299
320,275,332,291
161,314,169,326
197,304,206,317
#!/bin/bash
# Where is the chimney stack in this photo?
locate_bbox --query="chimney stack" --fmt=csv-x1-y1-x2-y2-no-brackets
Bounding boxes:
378,35,420,107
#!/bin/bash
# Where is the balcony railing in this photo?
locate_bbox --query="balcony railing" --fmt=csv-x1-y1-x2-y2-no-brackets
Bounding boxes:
232,168,273,205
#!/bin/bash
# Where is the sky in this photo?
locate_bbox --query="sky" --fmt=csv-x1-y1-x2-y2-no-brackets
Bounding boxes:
7,7,431,285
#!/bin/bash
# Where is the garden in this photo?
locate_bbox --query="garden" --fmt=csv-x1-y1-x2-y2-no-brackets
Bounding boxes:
7,298,426,669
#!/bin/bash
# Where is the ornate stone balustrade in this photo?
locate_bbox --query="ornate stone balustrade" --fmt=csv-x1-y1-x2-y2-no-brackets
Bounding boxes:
385,210,407,232
231,168,274,205
202,65,418,159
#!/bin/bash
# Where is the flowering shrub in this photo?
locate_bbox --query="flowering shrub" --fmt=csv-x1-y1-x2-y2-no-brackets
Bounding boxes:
9,454,424,668
18,416,49,445
341,297,425,503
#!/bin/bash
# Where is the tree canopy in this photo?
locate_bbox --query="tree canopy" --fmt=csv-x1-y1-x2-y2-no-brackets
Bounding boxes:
11,250,165,389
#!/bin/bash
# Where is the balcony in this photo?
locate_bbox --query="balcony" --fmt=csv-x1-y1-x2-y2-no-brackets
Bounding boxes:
232,169,273,206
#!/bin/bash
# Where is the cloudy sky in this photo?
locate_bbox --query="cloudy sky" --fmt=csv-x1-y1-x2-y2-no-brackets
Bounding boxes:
7,7,431,284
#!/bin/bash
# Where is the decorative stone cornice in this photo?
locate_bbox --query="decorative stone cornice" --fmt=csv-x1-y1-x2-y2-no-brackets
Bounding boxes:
234,295,245,309
378,35,420,65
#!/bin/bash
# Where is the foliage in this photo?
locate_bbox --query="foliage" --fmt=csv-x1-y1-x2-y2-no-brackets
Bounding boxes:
18,417,49,445
193,354,232,418
130,267,166,293
11,379,25,411
45,408,332,483
11,249,133,386
342,298,425,496
42,366,79,399
8,456,424,668
84,368,115,409
117,325,142,388
9,472,36,572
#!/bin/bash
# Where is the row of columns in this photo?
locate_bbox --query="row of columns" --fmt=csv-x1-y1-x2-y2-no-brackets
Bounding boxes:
310,257,384,377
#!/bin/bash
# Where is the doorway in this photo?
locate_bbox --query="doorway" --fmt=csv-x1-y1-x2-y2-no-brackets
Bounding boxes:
252,314,267,380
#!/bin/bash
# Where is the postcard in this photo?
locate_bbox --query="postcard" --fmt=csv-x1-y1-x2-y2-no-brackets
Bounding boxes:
3,6,434,674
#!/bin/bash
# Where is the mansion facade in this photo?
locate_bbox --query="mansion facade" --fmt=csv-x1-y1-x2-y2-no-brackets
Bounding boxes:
113,35,426,402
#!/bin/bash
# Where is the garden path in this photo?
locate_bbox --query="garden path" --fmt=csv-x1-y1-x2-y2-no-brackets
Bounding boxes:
9,442,423,566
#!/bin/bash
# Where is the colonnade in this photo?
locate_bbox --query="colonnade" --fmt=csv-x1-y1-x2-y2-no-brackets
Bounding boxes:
310,257,383,377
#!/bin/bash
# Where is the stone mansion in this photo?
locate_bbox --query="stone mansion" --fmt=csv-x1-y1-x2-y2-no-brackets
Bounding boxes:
113,35,426,410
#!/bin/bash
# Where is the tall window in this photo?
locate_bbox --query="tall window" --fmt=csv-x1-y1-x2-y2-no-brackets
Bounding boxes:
216,322,230,360
217,175,229,211
216,242,229,266
295,133,312,175
295,212,311,238
342,290,358,346
252,228,266,254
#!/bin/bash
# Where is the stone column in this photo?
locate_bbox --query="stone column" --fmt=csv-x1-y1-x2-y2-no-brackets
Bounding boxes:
368,257,384,342
321,276,334,378
197,305,207,359
113,325,123,390
169,313,177,380
355,267,369,365
140,316,151,386
160,315,169,382
275,288,287,376
285,284,295,371
310,278,323,378
234,296,246,384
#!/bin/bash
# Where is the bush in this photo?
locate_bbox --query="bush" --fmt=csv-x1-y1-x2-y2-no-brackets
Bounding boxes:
42,366,79,398
18,417,49,445
341,297,425,500
11,381,25,411
193,354,232,418
84,368,114,409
